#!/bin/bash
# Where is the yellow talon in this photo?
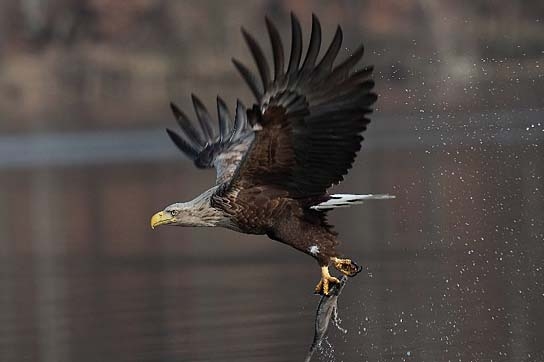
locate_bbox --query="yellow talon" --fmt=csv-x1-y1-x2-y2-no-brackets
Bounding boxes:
314,266,340,295
332,257,362,276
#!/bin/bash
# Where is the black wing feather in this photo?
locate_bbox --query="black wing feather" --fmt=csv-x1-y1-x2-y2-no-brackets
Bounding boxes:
170,102,205,147
229,14,377,197
265,17,284,81
241,28,271,90
230,100,247,142
166,128,199,159
216,96,231,142
191,94,214,143
325,45,365,84
232,58,263,100
314,26,342,77
286,13,303,78
166,96,253,184
300,14,321,75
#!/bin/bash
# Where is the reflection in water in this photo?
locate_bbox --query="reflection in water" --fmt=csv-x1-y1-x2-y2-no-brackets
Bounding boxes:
1,123,543,362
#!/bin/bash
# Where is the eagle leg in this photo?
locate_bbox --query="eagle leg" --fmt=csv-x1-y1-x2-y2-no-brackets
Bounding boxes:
314,266,340,296
332,257,362,277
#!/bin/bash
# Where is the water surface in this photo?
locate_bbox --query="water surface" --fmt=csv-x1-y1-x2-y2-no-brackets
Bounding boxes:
1,131,542,361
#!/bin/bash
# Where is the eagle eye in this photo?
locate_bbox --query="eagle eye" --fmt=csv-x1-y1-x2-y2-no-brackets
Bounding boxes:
170,210,179,217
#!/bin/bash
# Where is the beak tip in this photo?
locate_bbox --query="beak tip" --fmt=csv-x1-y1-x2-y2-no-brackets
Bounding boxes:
150,211,169,229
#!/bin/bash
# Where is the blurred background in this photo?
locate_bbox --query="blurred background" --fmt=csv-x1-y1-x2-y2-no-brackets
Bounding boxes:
0,1,543,361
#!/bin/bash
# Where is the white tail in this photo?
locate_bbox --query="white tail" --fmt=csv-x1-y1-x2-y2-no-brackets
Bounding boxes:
310,193,396,210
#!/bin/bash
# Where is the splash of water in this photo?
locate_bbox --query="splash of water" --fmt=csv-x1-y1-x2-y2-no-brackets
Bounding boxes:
304,276,348,362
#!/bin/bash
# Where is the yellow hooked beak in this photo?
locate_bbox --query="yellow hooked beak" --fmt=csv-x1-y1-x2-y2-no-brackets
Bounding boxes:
150,211,174,229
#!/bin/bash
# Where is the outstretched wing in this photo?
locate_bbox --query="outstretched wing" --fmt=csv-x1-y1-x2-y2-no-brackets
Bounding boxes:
166,95,254,184
227,14,377,197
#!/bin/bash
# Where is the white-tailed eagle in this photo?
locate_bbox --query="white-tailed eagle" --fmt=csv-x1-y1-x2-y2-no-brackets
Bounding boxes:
151,14,394,295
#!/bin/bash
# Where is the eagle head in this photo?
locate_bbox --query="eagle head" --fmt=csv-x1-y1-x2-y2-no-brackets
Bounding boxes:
150,190,224,229
150,203,194,228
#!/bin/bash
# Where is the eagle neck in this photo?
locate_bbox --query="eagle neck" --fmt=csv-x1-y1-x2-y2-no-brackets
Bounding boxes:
184,186,225,227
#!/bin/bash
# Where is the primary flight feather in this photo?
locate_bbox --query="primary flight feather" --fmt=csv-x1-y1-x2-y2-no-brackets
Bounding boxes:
151,14,394,295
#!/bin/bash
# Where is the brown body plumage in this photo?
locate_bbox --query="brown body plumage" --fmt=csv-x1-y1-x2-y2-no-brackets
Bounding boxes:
150,14,394,295
213,186,337,263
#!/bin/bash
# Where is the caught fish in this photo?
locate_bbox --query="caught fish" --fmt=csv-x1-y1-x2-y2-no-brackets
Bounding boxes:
304,276,348,362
